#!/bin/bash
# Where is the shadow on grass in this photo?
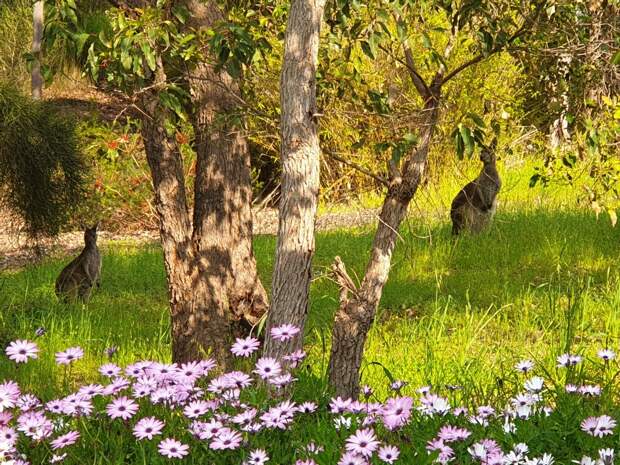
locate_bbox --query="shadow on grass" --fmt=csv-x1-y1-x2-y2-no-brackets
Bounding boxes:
1,208,618,349
306,208,620,330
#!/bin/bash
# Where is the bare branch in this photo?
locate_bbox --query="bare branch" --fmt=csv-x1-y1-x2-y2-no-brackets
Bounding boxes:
331,256,357,307
323,149,390,187
403,45,431,100
440,53,486,85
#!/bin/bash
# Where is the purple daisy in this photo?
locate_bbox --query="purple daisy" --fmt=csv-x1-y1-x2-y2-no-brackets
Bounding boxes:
51,430,80,450
598,349,616,361
0,381,20,411
345,428,380,457
230,336,261,357
158,438,189,458
106,396,138,420
5,340,39,363
515,360,534,373
581,415,616,437
438,424,471,442
378,445,400,464
183,400,209,419
254,357,282,379
338,452,367,465
247,449,269,465
210,428,243,450
269,324,300,341
381,396,413,430
133,417,164,440
55,347,84,365
99,363,121,377
50,453,67,463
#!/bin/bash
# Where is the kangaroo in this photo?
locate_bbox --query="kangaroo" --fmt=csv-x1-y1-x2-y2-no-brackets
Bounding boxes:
55,223,102,302
450,141,501,236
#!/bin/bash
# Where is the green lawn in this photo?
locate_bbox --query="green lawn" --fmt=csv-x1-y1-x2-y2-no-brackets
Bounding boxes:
2,160,619,405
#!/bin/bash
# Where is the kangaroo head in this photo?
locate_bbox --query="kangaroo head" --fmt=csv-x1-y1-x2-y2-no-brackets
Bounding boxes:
84,222,100,246
480,148,495,165
480,138,498,165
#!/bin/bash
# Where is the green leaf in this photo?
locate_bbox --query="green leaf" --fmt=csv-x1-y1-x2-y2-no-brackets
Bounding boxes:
468,112,486,128
529,173,540,188
159,91,186,121
87,43,99,81
377,8,389,22
422,33,432,49
360,40,375,59
402,132,417,144
73,33,90,56
368,361,395,384
226,59,242,79
65,6,78,26
612,50,620,66
140,43,157,72
454,131,464,159
121,50,132,70
41,64,55,86
171,5,190,24
459,124,474,156
396,21,407,42
374,142,391,154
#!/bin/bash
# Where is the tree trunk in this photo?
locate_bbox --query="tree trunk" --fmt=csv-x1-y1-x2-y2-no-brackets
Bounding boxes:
184,0,269,332
31,0,44,99
263,0,326,360
141,58,231,366
328,98,440,398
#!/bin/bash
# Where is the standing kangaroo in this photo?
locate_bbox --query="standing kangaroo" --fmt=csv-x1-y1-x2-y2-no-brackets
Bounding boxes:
55,223,102,302
450,141,501,235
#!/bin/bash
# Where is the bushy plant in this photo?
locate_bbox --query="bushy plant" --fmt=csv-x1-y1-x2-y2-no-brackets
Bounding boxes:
0,83,88,237
2,324,620,464
531,97,620,225
0,0,32,88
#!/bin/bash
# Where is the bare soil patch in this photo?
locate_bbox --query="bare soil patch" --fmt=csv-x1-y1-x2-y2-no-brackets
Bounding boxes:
0,207,380,271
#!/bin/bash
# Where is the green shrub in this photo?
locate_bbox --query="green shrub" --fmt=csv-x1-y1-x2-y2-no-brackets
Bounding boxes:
0,82,89,237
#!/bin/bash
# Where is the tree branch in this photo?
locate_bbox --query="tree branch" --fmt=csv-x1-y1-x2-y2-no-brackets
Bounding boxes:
323,149,389,187
440,53,485,84
331,256,357,307
403,45,432,100
440,2,546,86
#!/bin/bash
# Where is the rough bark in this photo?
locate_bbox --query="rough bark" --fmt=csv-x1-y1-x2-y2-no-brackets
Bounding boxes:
184,0,269,331
263,0,326,359
141,58,231,366
31,0,44,99
328,97,440,399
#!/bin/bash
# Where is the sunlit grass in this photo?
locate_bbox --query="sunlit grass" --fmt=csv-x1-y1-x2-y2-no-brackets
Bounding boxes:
1,162,619,405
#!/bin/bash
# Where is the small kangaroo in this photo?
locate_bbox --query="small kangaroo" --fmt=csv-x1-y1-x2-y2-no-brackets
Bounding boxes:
450,140,501,236
55,223,102,302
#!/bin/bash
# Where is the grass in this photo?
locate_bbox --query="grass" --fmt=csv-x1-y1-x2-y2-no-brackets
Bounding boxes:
1,159,620,406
